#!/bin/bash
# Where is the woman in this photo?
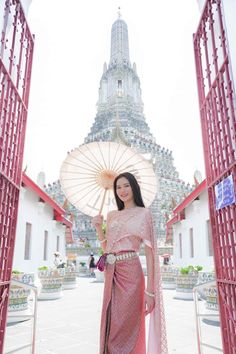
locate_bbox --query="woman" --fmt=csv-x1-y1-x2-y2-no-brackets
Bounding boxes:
92,172,168,354
88,253,96,276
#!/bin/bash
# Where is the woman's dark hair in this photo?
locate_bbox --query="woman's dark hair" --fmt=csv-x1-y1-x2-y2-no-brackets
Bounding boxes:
113,172,145,210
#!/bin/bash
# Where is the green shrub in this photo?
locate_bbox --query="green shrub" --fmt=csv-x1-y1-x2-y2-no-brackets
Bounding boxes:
195,265,203,272
180,267,190,275
188,265,195,272
12,269,22,274
180,265,203,275
79,262,86,267
38,266,48,271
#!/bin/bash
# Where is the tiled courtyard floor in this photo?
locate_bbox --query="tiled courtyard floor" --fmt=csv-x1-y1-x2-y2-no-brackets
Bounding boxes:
5,276,222,354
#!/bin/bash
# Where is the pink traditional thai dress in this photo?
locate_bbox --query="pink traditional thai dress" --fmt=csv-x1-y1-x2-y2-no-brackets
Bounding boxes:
100,207,168,354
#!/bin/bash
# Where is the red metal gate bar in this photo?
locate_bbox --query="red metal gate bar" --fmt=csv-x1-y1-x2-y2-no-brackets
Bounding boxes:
194,1,236,353
0,1,34,352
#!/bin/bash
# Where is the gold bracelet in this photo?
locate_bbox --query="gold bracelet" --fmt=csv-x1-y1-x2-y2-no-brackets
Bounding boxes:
145,290,155,298
99,238,107,243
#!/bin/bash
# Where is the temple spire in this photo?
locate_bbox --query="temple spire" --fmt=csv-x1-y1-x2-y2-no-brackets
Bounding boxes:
110,11,130,66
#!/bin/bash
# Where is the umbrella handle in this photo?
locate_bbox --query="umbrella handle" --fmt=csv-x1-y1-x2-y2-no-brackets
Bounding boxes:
99,189,107,215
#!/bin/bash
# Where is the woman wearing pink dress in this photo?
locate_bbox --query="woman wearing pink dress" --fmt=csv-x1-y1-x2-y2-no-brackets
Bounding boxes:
92,172,168,354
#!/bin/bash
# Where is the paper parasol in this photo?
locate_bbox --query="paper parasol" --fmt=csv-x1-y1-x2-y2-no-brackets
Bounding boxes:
60,141,157,217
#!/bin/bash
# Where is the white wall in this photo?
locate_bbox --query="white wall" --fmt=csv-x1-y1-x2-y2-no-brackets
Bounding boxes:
13,186,66,274
172,190,214,271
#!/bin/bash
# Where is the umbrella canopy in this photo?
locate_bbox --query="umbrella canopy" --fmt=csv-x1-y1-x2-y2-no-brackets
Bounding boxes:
60,141,157,217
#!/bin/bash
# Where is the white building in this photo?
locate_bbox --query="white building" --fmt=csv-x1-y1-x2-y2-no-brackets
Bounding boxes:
13,173,73,274
166,180,214,271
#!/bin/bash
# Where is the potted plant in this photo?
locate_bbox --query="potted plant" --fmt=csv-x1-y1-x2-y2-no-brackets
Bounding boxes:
161,265,179,289
197,269,219,325
8,270,34,323
63,264,77,290
197,268,215,300
198,268,215,285
175,265,203,300
202,282,219,325
38,266,65,300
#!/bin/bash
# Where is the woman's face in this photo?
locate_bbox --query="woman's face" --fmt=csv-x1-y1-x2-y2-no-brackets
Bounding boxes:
116,177,134,204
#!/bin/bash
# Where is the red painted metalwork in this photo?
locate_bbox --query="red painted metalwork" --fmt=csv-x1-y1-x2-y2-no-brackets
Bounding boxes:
194,1,236,353
0,1,34,351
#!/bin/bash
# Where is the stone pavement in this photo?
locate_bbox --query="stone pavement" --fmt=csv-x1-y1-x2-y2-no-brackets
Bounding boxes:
5,276,222,354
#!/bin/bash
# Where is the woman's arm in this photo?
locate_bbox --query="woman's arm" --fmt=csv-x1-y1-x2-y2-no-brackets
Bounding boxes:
92,215,107,252
97,224,107,252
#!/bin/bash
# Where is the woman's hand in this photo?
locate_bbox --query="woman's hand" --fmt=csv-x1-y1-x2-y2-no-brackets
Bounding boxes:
92,215,103,230
145,293,155,316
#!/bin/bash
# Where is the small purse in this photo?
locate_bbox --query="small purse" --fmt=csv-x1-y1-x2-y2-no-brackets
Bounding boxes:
96,253,107,272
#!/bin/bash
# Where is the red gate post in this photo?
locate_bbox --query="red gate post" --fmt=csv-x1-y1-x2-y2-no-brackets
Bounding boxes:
0,1,34,351
194,1,236,353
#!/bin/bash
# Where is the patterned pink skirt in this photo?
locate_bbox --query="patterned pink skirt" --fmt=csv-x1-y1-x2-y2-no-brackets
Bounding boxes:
100,255,146,354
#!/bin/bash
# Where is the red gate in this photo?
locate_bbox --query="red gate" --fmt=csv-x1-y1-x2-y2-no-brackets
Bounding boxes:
194,1,236,353
0,0,34,351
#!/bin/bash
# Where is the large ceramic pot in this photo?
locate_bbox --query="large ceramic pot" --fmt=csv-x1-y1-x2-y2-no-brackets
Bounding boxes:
63,268,77,289
202,283,219,325
197,271,215,300
8,273,34,323
175,271,199,300
161,266,179,289
38,269,65,300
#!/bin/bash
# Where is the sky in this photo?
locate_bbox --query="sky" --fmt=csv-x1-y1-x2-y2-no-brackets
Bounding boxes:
24,0,205,186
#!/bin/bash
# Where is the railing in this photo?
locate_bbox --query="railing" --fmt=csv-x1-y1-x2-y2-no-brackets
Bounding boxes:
193,281,222,354
4,280,38,354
